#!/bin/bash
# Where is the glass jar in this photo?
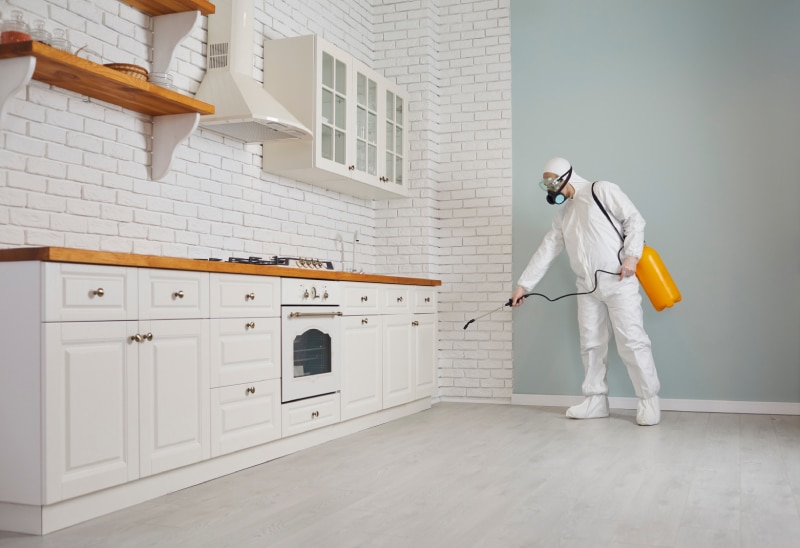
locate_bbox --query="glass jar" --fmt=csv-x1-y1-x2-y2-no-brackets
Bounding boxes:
50,27,71,52
0,10,31,44
29,19,51,45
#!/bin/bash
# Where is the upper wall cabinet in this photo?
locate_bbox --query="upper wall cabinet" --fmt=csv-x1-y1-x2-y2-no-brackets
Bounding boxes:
261,35,409,200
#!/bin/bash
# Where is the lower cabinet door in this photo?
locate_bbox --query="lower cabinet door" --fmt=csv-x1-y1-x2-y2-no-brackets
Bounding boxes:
340,315,382,420
382,314,414,408
413,314,437,399
211,379,281,457
44,321,139,503
139,319,210,477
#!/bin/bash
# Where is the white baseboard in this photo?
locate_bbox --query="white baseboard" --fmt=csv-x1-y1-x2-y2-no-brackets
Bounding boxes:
510,393,800,415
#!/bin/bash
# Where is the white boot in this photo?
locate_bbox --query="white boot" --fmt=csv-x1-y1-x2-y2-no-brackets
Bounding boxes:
637,396,661,426
566,395,609,419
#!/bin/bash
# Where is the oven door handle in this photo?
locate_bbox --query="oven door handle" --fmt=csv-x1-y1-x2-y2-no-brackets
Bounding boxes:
287,311,343,318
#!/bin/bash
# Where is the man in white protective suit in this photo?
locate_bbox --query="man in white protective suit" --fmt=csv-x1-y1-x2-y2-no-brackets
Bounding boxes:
510,157,661,426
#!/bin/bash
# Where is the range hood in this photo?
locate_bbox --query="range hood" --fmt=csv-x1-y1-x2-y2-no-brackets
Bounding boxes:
194,0,311,142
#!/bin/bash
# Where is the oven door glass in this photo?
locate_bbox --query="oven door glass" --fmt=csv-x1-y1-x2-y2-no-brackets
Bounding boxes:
281,306,341,402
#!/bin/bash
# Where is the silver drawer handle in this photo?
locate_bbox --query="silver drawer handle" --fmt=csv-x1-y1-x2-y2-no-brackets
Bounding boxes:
246,322,255,329
246,292,255,301
92,288,105,297
173,290,184,299
288,311,343,318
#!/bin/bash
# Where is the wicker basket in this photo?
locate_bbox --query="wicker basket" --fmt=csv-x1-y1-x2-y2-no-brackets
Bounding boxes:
104,63,149,81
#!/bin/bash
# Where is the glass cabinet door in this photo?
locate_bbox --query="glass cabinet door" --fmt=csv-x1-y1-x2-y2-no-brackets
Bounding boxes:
385,90,405,187
320,51,348,167
355,70,378,178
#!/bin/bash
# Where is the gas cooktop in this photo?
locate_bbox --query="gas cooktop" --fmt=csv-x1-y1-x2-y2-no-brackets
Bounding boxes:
220,256,334,270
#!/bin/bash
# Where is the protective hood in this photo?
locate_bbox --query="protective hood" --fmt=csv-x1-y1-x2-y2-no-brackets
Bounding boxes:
194,0,311,142
543,156,590,184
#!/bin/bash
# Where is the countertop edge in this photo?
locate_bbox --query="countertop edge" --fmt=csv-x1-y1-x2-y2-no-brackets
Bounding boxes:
0,247,442,287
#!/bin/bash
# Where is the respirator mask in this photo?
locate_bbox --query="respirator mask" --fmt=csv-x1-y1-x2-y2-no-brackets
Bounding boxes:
539,166,573,205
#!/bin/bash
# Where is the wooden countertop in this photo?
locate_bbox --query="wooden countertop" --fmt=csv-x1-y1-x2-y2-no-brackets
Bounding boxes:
0,247,442,287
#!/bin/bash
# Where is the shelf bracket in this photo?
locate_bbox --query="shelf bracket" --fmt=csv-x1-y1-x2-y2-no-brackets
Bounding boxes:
151,10,201,75
0,56,35,125
152,112,199,180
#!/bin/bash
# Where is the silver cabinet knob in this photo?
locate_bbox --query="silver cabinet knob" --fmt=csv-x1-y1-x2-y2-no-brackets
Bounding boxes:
412,321,419,327
144,332,153,341
245,386,256,395
361,318,369,325
92,288,105,297
130,333,143,343
246,292,255,301
397,296,404,303
361,295,368,302
311,410,320,419
246,322,255,329
425,297,431,303
173,290,185,299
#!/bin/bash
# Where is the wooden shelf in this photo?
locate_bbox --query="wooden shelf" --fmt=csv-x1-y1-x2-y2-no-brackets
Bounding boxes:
121,0,215,16
0,41,213,116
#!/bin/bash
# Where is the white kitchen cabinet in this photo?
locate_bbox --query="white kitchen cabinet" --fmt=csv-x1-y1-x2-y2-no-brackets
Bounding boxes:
210,379,281,457
0,250,438,536
43,320,139,503
261,34,409,200
382,287,438,409
138,318,210,477
209,274,282,455
340,315,383,420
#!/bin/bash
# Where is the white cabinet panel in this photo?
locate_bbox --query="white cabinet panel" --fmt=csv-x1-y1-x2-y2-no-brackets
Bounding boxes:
44,321,139,503
281,393,340,437
341,282,381,315
44,263,137,322
138,269,209,320
210,317,281,388
382,314,414,409
413,314,437,399
139,319,210,477
340,315,382,421
382,285,412,315
211,379,281,457
210,273,280,318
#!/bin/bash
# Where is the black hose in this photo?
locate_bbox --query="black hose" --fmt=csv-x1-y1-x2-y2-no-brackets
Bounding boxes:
463,269,619,329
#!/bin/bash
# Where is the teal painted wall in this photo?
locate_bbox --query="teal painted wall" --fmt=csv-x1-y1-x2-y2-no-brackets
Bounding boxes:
511,0,800,402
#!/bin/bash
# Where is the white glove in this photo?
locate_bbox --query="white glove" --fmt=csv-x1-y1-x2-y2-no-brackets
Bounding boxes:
620,256,638,280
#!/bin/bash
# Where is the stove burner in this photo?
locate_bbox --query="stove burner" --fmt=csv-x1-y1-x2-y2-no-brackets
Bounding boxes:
226,256,334,270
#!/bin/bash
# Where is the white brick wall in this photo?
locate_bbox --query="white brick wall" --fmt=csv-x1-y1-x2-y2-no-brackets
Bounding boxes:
0,0,513,402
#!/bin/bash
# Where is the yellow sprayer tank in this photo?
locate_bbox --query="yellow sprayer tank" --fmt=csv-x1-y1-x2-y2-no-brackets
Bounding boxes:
636,245,681,311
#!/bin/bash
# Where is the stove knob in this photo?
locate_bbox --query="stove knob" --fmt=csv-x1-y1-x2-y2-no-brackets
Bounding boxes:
323,289,329,300
309,286,318,299
303,289,309,299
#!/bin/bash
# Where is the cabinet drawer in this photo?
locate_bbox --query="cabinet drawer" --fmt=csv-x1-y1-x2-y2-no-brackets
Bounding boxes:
210,379,281,457
138,269,209,319
44,263,137,322
281,393,340,437
413,287,437,313
341,282,381,315
210,274,280,318
381,285,411,314
210,317,281,388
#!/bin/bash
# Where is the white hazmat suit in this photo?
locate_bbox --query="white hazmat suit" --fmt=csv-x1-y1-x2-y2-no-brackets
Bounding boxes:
516,157,661,425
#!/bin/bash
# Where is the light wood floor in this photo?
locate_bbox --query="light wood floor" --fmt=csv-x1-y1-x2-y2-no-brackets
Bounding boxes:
2,402,799,547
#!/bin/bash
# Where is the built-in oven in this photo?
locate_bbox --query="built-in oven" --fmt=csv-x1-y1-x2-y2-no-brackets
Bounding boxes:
281,278,341,403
